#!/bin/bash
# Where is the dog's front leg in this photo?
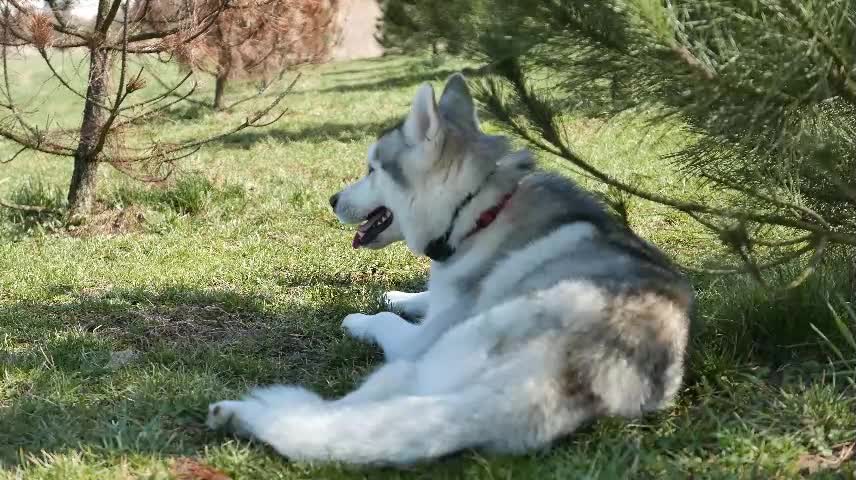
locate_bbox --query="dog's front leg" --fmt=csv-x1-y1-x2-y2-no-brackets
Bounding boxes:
390,302,470,360
342,311,417,360
382,290,430,320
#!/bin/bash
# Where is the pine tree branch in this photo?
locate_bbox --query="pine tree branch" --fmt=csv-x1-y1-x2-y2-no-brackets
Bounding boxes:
0,145,26,163
783,0,856,105
670,45,715,81
120,71,194,112
221,68,288,112
752,233,816,248
36,48,115,112
121,1,227,45
478,62,856,247
110,73,298,164
784,235,828,289
99,0,125,34
457,0,856,282
44,0,71,28
0,126,75,156
112,2,131,109
685,242,815,275
143,68,210,109
1,40,38,138
0,198,59,214
5,0,91,44
0,41,74,157
698,172,833,231
113,82,199,129
683,209,827,288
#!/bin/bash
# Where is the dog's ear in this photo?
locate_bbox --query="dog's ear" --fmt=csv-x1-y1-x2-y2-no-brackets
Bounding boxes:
403,83,440,143
439,73,479,134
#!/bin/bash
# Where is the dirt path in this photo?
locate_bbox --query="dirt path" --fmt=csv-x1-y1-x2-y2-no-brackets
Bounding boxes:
331,0,384,60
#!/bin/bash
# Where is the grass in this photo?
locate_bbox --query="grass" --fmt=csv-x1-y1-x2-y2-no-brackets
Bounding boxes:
1,52,855,479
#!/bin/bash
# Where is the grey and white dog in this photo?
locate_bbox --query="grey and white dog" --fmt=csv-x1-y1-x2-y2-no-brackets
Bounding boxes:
206,73,693,465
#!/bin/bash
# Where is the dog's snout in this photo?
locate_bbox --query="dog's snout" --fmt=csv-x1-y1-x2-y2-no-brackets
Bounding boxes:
329,193,340,210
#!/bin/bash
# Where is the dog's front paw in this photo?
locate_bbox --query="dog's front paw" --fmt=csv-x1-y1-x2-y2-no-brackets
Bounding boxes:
382,291,411,309
342,313,377,343
382,291,428,319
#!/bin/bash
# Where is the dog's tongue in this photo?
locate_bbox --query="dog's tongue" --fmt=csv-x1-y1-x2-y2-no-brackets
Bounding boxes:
352,209,385,249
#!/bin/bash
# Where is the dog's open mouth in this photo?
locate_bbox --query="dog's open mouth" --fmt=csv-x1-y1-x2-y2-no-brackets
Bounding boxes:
353,206,393,248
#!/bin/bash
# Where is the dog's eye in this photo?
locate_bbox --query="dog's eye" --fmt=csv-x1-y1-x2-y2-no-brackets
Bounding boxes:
367,166,375,175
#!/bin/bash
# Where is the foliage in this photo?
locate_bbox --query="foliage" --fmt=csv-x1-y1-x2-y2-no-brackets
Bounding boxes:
379,0,856,281
375,0,480,55
142,0,340,109
0,0,290,216
506,1,855,280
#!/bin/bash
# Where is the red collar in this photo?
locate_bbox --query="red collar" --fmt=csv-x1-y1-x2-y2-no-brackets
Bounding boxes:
463,189,515,240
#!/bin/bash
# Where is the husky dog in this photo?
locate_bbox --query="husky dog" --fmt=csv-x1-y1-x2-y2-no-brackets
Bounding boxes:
206,74,693,465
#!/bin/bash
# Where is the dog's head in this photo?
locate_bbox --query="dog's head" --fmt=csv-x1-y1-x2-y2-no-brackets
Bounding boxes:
331,73,521,256
329,139,404,249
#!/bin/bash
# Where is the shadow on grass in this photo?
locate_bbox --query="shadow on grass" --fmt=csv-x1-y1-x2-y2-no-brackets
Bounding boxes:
1,178,67,239
275,263,427,291
214,119,396,149
683,257,856,390
0,283,401,467
312,67,477,95
145,102,212,125
321,60,416,78
2,263,853,471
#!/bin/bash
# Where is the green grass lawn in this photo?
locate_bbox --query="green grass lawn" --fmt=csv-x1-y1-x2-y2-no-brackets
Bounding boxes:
1,53,854,479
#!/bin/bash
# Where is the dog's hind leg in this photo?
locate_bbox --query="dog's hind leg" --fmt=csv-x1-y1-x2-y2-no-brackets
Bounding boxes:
210,361,417,427
208,386,513,465
207,361,417,438
208,376,592,465
337,360,416,404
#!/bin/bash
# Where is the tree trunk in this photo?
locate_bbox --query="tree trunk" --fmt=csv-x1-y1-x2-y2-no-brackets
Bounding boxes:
213,21,231,111
68,46,111,218
213,74,228,110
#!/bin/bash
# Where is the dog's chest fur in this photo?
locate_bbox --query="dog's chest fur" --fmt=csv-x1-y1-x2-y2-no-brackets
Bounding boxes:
426,217,606,322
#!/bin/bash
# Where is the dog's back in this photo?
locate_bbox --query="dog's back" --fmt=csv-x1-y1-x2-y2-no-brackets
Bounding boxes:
413,168,692,448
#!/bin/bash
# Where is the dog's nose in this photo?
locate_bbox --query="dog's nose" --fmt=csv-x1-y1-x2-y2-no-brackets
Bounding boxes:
329,193,340,210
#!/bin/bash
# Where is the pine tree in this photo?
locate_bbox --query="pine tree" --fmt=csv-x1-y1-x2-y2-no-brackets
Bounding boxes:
375,0,479,55
453,0,856,280
143,0,339,110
